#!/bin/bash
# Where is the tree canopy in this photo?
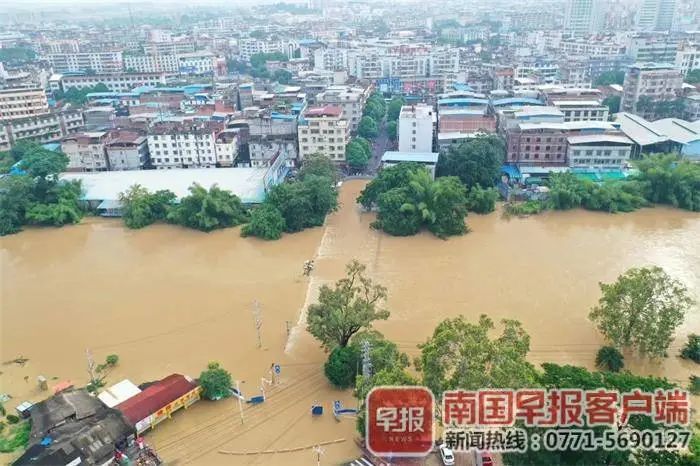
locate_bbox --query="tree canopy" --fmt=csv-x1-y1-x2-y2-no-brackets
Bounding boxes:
594,70,626,86
55,83,109,105
357,116,379,140
603,95,621,114
324,346,360,388
0,143,84,236
436,135,505,189
119,185,176,229
386,120,397,141
634,154,700,211
266,174,337,233
370,167,469,238
346,139,372,171
306,259,389,350
419,314,537,396
299,152,337,182
273,69,292,84
589,266,693,359
465,184,499,214
199,362,233,400
387,96,406,121
167,183,248,232
241,203,286,240
363,92,386,121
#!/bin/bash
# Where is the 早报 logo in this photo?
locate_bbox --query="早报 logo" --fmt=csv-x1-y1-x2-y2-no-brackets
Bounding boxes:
366,386,435,457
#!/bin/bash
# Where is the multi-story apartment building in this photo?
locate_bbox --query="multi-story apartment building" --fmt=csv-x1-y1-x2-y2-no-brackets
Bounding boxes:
62,131,112,172
247,116,298,168
0,109,84,151
620,63,683,115
398,104,435,153
124,53,179,73
684,95,700,120
557,39,626,57
49,72,168,93
147,121,226,169
0,87,49,121
564,0,606,36
105,131,149,170
567,134,633,169
297,105,348,162
177,52,215,75
315,86,369,133
313,48,349,71
47,51,124,74
143,39,196,55
675,44,700,76
627,36,680,63
551,100,610,121
238,39,298,61
636,0,677,31
214,129,239,167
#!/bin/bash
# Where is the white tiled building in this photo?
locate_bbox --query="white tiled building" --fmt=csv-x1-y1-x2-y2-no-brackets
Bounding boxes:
551,100,610,122
124,54,179,73
567,134,634,169
147,122,233,169
47,51,124,74
49,73,167,93
297,105,349,162
399,104,435,153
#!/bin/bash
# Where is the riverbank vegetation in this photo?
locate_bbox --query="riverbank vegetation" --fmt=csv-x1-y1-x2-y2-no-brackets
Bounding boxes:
507,155,700,216
0,419,30,454
118,153,339,237
0,142,84,236
358,163,469,238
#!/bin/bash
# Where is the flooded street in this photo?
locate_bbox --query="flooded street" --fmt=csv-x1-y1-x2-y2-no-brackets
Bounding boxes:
1,179,699,465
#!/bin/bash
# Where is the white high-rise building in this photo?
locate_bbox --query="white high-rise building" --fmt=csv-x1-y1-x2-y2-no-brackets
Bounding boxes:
398,104,435,153
565,0,606,37
636,0,677,31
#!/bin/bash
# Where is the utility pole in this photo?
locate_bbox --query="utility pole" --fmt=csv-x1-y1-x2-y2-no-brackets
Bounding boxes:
312,445,324,466
285,320,291,337
236,380,244,425
361,340,372,378
252,300,263,348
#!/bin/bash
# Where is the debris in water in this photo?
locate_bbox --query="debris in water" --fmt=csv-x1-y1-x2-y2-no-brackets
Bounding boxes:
3,356,29,367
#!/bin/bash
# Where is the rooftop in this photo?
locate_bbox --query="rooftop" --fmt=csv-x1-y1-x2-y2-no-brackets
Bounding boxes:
116,374,197,425
567,134,633,145
552,100,605,107
304,105,343,117
381,151,439,164
613,112,669,146
61,167,271,204
400,104,433,119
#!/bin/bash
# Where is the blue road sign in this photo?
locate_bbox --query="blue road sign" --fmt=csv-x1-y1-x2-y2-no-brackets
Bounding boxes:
274,364,281,375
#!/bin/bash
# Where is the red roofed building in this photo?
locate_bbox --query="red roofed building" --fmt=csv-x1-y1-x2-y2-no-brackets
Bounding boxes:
116,374,201,433
298,105,348,162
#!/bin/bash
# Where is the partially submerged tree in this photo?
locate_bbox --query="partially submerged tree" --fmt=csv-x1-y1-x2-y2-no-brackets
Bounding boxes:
589,266,693,359
241,203,286,240
199,361,233,400
307,260,389,350
167,183,248,232
595,346,624,372
419,314,537,396
324,346,360,388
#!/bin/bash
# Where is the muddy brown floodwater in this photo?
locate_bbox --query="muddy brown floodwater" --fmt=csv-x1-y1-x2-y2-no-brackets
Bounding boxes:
1,179,699,465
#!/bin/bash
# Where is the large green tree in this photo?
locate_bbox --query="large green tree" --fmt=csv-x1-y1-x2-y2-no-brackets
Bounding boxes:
346,139,371,171
119,185,176,229
267,175,337,232
0,175,34,236
465,184,499,214
299,152,337,182
25,180,83,226
603,95,621,114
634,155,700,211
324,346,360,388
357,116,379,140
420,315,537,396
387,96,406,121
372,170,469,238
199,362,233,400
436,135,505,189
167,183,248,232
594,70,625,86
306,260,389,350
273,69,292,84
241,203,286,240
386,121,397,141
589,266,694,358
357,162,425,208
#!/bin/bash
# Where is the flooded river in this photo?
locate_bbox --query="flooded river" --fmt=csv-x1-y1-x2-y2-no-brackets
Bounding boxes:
1,179,699,465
